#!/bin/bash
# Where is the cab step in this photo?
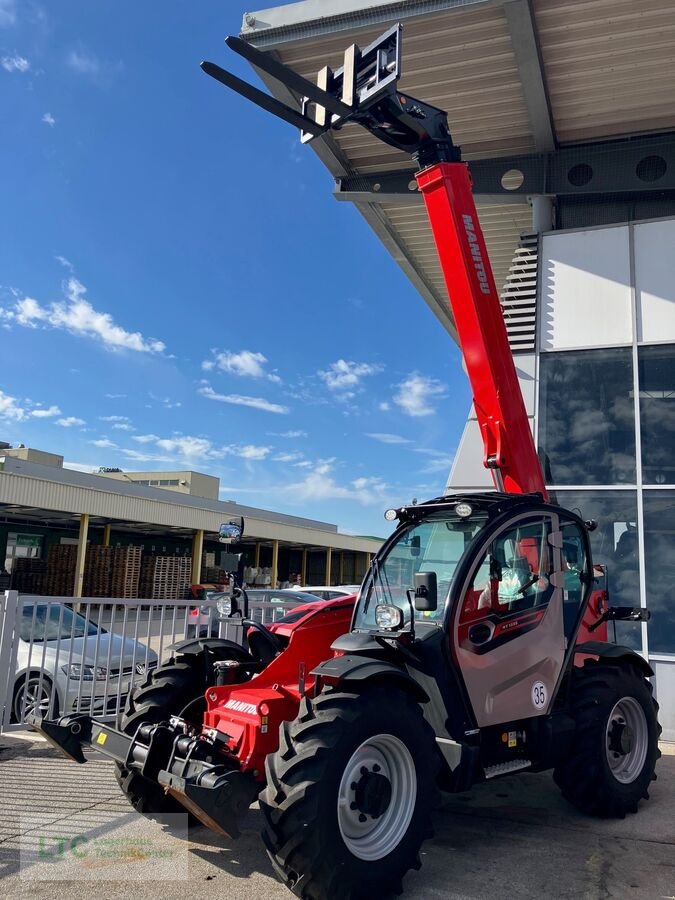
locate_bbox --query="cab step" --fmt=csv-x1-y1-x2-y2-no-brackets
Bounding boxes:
484,759,532,779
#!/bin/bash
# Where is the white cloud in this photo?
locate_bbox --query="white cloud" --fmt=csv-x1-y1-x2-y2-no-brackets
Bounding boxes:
270,429,307,439
318,359,383,392
0,390,26,420
90,438,116,449
105,392,127,399
236,444,271,461
202,349,281,383
30,405,61,418
100,415,128,422
132,434,159,444
273,451,304,463
414,447,454,474
198,385,288,415
66,48,122,84
42,112,56,127
284,459,390,506
112,422,134,431
0,391,66,422
3,276,166,353
393,373,446,417
0,0,16,27
379,401,391,412
57,416,85,427
366,432,411,445
1,54,29,72
55,255,74,271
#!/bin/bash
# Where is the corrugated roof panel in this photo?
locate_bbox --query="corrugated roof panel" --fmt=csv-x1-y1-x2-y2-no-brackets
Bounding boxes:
379,198,532,303
272,3,535,165
535,0,675,141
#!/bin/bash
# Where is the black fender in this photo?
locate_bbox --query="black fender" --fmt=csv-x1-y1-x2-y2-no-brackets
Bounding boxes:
167,637,253,661
312,655,429,703
574,641,654,677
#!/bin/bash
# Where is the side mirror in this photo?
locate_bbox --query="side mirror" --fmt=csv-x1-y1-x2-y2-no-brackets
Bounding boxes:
219,518,244,544
414,571,437,611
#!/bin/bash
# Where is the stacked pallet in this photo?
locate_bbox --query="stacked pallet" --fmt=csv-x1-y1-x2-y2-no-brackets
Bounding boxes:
139,555,191,601
200,565,227,584
110,546,142,598
44,545,77,596
83,545,113,597
11,558,47,594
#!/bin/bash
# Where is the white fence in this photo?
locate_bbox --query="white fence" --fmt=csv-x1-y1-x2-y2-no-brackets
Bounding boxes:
0,591,297,734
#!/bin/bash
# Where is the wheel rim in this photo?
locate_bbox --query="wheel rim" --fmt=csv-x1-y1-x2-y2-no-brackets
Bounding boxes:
16,679,53,720
605,696,648,784
337,733,417,861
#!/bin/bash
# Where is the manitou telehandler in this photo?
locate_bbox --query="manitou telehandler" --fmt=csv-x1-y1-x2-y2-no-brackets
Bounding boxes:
31,23,660,900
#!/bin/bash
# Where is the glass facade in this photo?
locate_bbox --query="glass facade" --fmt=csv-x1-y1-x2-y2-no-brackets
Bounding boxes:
643,492,675,654
638,345,675,485
540,342,675,657
538,348,636,485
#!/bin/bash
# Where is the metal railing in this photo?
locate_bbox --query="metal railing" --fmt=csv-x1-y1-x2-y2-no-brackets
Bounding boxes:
0,591,297,734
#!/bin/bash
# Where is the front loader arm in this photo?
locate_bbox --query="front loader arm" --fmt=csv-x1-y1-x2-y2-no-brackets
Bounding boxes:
203,25,547,498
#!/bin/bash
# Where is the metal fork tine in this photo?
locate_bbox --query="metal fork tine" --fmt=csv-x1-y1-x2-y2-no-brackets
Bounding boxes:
224,35,353,119
200,61,327,136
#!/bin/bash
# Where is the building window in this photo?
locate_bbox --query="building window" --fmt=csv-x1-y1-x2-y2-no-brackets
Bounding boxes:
638,344,675,485
642,491,675,654
538,348,636,485
552,490,641,649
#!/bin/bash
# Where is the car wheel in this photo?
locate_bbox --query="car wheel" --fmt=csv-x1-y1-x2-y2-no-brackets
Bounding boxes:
13,673,59,723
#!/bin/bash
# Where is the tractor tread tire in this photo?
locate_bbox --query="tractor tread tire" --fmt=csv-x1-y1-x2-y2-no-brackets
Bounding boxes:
260,686,437,900
114,655,210,819
553,659,661,819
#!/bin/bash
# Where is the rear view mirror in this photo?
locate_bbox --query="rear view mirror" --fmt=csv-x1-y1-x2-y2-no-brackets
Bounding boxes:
410,535,421,557
414,572,437,611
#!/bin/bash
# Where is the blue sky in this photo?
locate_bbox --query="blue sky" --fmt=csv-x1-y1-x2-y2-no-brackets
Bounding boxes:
0,0,471,536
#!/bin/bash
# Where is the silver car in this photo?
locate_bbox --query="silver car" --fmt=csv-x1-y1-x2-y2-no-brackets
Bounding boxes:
13,602,158,722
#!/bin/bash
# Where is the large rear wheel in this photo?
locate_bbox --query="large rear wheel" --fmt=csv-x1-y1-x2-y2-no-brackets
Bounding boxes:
554,660,661,818
261,686,437,900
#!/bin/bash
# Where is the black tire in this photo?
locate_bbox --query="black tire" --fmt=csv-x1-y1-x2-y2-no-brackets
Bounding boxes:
554,660,661,818
260,686,437,900
115,654,223,817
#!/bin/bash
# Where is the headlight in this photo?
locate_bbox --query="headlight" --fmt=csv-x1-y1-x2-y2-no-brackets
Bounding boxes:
375,604,404,631
216,597,232,618
61,664,108,681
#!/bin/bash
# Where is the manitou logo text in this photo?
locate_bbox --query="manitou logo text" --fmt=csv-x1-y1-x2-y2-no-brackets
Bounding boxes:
462,214,491,295
225,699,258,715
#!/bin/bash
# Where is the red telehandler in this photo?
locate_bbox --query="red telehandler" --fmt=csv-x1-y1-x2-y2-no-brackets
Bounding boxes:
31,24,659,900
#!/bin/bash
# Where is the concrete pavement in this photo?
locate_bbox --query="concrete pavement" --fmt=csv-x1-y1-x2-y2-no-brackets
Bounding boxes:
0,732,673,900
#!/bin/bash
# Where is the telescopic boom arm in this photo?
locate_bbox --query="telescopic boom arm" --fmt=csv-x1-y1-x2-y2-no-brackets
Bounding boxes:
202,26,547,499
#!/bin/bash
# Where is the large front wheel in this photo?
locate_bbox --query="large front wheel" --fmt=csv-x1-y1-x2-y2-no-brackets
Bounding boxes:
261,687,437,900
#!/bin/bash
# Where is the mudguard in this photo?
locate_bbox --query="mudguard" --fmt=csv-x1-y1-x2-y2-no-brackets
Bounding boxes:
574,641,653,677
167,637,253,659
312,654,429,702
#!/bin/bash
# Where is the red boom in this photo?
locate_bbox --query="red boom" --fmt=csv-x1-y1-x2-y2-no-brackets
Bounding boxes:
416,162,548,499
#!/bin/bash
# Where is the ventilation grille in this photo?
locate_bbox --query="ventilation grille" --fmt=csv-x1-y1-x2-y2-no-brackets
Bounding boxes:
500,232,539,353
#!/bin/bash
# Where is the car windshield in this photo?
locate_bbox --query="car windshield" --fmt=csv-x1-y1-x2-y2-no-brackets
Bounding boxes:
354,510,488,630
20,605,101,642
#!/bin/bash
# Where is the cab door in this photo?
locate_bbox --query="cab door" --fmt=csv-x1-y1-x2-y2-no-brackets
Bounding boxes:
452,512,565,727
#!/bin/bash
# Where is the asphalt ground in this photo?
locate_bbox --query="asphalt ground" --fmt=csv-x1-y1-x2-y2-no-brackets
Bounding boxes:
0,732,673,900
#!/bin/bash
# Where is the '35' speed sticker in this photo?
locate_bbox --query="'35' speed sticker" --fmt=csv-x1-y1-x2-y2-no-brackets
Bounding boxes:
531,681,547,709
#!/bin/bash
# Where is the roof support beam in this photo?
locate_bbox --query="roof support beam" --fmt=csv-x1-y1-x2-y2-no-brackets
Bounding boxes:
502,0,555,151
334,133,675,202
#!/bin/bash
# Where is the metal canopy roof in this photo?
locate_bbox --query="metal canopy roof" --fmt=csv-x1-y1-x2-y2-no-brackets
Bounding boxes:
241,0,675,338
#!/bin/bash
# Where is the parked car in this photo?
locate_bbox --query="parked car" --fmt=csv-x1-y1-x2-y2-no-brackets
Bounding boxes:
187,588,324,637
12,602,158,722
289,584,361,600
